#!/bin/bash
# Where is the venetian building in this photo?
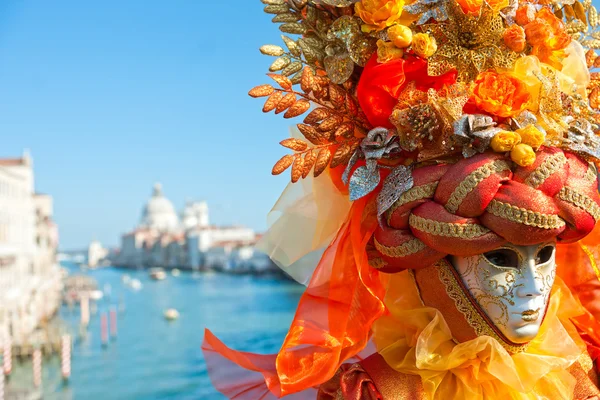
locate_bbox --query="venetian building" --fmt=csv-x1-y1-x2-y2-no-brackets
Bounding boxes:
140,183,180,233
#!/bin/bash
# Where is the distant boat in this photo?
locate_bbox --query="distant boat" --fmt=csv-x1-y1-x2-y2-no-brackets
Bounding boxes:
130,279,143,291
171,269,181,277
164,308,179,321
149,268,167,281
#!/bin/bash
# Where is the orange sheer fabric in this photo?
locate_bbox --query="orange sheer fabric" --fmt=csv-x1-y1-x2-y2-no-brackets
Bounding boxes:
202,192,387,398
557,223,600,362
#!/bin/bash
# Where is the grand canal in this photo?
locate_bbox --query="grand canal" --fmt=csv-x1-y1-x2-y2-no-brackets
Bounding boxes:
11,264,303,399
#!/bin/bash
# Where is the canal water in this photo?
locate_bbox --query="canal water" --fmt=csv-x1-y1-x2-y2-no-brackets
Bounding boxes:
12,263,304,399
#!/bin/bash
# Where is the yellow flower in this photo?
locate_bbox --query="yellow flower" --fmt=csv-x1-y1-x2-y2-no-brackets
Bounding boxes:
377,40,404,63
516,125,545,149
511,143,536,166
355,0,405,33
412,33,437,58
491,131,521,152
388,24,413,48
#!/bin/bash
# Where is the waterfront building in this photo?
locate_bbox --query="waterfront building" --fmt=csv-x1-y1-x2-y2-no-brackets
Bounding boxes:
115,183,274,272
87,240,109,268
0,152,62,343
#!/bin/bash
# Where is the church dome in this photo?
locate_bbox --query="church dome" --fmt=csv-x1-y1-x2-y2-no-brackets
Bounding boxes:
140,183,180,233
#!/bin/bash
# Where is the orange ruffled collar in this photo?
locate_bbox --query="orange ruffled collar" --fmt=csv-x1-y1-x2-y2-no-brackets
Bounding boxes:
372,269,589,399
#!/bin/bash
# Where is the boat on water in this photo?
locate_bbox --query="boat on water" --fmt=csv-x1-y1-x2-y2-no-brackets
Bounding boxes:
149,268,167,281
164,308,179,321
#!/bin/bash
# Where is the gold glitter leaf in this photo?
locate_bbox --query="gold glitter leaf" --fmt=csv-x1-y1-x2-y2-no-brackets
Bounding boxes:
574,1,587,23
267,73,293,90
284,99,311,118
586,49,597,68
335,122,355,139
304,107,330,124
301,66,315,93
319,115,343,132
565,5,576,20
345,94,358,116
555,8,564,19
260,45,285,56
249,84,275,98
280,23,308,35
270,56,291,72
272,154,294,175
594,56,600,67
298,124,330,145
328,84,345,108
261,0,286,5
331,143,353,168
281,61,303,77
291,155,304,183
590,6,598,27
290,70,303,85
314,148,332,177
590,87,600,109
275,93,297,114
298,38,324,63
264,4,289,14
272,13,300,23
302,151,317,178
263,91,283,112
282,35,301,57
280,138,308,151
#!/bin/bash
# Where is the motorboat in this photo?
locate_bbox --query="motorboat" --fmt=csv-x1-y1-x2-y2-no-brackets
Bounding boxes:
149,268,167,281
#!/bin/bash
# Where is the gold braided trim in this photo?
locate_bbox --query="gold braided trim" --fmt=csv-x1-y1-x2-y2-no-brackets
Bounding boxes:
437,260,529,354
524,152,567,188
445,160,511,214
584,163,598,184
486,200,566,229
368,257,389,270
374,237,426,258
386,182,438,226
409,214,490,238
558,187,600,221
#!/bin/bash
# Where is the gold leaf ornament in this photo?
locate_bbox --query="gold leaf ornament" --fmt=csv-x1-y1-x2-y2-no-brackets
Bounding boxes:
280,138,308,151
302,151,317,178
249,84,275,98
573,1,587,23
275,92,297,114
263,91,283,112
284,99,311,118
301,66,315,93
331,142,354,168
281,61,303,76
304,107,330,124
298,124,330,145
267,73,293,90
280,23,308,35
281,35,301,57
314,148,333,177
270,56,291,72
291,155,304,183
260,44,285,56
272,154,294,175
264,4,289,14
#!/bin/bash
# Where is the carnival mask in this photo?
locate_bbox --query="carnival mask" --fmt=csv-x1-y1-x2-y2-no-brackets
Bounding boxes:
450,242,557,344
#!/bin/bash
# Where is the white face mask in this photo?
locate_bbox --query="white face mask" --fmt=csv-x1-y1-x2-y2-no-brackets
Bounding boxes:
450,242,557,344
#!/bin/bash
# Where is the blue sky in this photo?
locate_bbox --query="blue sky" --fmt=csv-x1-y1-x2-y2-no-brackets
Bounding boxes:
0,1,296,249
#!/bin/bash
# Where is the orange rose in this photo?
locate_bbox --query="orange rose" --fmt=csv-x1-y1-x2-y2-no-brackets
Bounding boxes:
515,4,535,26
524,18,551,46
471,71,531,118
456,0,508,15
355,0,404,33
524,8,571,69
503,25,526,53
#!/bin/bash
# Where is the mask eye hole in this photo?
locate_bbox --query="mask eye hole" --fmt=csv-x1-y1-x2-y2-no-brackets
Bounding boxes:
483,249,519,268
536,245,555,265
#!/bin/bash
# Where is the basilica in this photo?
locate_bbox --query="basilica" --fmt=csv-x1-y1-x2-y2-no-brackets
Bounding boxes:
115,183,273,272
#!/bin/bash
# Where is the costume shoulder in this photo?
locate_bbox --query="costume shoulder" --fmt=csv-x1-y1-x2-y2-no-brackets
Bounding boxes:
317,353,424,400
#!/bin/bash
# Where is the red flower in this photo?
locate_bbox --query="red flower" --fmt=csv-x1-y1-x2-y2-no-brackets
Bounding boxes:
356,54,457,128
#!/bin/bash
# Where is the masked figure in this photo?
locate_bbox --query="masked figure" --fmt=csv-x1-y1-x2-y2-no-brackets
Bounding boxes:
203,0,600,398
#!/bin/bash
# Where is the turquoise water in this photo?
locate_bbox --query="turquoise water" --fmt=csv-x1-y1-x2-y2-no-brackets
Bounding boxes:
16,264,303,399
